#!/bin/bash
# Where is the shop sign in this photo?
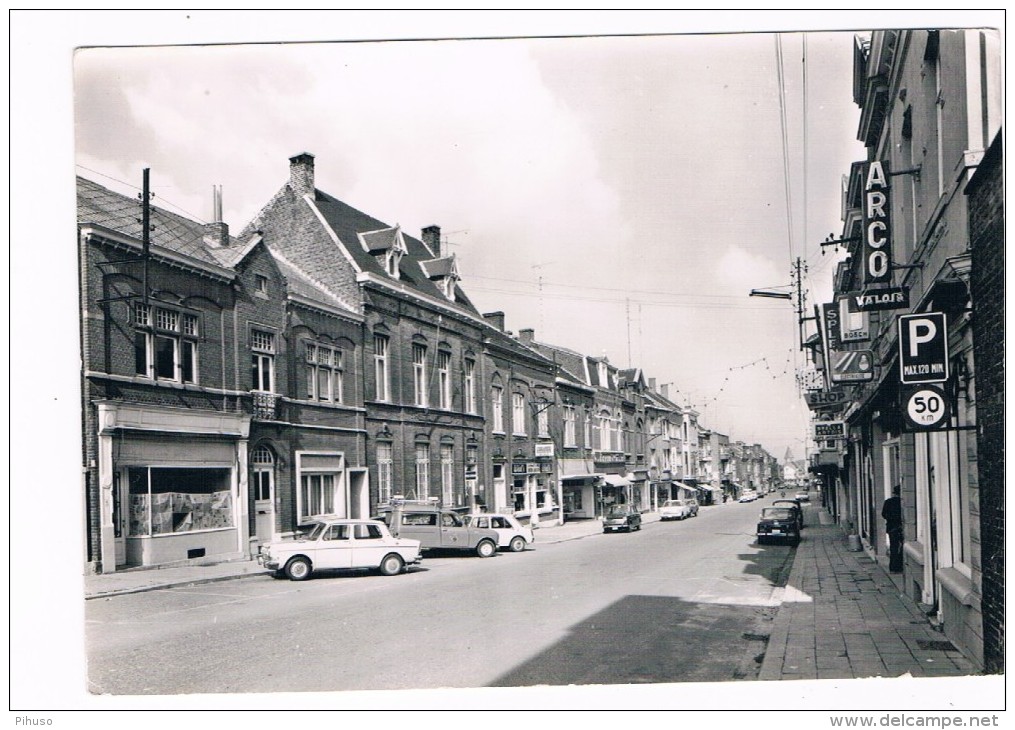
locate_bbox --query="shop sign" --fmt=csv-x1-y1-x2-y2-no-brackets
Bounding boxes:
851,286,910,312
900,384,951,431
511,463,527,475
829,350,874,383
534,443,554,458
838,294,870,342
899,312,949,384
464,464,477,480
813,421,846,440
862,160,892,287
805,389,847,410
526,462,540,474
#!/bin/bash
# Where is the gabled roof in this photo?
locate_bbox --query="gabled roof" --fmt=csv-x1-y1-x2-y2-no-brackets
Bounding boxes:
525,340,589,385
269,248,359,316
77,176,236,267
644,388,682,414
311,190,478,313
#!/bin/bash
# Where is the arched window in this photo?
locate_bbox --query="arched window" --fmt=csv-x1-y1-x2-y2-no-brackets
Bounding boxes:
251,445,275,503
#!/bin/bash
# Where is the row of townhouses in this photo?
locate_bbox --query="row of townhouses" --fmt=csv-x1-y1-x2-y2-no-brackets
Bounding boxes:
803,29,1002,673
79,152,780,576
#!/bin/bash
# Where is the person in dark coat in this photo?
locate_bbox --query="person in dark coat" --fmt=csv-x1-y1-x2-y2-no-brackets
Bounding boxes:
882,484,904,573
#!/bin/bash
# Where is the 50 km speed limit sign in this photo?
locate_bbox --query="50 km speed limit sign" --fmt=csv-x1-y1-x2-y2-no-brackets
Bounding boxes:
902,385,950,431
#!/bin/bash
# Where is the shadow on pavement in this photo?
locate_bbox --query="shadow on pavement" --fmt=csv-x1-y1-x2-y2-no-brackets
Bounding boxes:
488,594,778,687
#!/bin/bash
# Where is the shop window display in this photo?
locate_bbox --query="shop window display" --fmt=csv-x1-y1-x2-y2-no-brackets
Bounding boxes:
128,467,233,536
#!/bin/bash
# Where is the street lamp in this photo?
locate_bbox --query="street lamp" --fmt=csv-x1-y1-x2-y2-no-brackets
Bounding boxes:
749,289,793,300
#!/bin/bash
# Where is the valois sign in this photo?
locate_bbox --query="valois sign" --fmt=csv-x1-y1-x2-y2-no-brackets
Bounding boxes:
851,286,910,312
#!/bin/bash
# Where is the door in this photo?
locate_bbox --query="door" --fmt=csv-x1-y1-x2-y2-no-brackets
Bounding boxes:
492,465,506,512
348,468,369,519
350,522,387,566
251,446,275,543
315,523,353,569
113,471,126,566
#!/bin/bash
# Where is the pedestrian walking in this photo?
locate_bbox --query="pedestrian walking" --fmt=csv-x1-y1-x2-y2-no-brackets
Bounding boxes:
882,484,903,573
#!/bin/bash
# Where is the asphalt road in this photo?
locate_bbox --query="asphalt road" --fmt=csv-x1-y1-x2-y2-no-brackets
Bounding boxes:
85,498,796,695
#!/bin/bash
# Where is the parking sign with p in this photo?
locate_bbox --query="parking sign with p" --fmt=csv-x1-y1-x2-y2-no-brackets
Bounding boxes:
898,312,948,384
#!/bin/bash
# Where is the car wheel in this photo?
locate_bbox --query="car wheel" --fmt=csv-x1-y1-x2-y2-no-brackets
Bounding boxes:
285,556,312,581
508,536,527,553
378,553,404,576
476,539,497,558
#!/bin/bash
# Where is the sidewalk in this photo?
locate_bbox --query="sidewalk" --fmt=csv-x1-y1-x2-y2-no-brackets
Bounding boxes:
84,511,634,600
758,504,975,680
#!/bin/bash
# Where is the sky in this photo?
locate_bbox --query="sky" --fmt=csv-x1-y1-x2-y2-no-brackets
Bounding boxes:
12,9,1001,715
69,22,873,463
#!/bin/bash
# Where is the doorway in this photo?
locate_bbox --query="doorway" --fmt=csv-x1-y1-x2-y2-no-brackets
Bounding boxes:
251,446,275,543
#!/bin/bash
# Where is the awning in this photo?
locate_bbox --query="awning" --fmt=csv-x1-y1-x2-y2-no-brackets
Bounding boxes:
601,474,631,488
675,482,699,494
560,474,601,485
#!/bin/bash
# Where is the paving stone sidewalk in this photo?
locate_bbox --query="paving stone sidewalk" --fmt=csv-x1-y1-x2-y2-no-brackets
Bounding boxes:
759,507,976,680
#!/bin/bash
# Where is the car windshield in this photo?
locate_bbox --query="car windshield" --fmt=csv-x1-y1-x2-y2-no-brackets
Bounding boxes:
301,522,326,540
663,500,684,507
607,505,630,518
762,508,794,519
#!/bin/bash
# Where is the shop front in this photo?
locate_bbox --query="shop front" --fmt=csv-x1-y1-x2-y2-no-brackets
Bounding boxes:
509,455,560,524
561,474,600,520
96,401,251,572
600,473,631,510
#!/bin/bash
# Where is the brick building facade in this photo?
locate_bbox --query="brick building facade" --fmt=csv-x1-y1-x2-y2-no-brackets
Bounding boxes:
966,132,1004,674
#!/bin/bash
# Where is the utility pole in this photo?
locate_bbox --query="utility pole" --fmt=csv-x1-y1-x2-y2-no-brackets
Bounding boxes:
140,168,151,305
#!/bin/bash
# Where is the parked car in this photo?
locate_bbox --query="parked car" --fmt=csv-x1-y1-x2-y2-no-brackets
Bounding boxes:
258,518,422,581
378,503,501,558
659,499,692,521
794,490,810,501
757,506,801,546
463,513,534,552
603,504,642,533
738,491,757,503
772,499,805,531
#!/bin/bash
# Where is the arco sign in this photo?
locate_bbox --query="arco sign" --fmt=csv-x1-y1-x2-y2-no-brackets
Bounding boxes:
863,160,892,287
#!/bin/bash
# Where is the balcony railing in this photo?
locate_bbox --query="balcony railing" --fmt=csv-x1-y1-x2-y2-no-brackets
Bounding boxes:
252,391,279,420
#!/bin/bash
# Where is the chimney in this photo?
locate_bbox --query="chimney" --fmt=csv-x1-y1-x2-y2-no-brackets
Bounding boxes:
422,225,441,257
483,311,506,332
660,384,671,400
289,152,315,198
518,328,534,344
203,185,229,248
649,377,656,391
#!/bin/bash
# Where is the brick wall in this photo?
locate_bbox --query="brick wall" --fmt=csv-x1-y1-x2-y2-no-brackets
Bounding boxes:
967,133,1004,674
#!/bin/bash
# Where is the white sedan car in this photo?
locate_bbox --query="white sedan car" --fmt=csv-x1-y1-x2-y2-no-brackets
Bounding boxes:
659,499,692,521
463,513,534,552
258,518,422,580
739,491,758,503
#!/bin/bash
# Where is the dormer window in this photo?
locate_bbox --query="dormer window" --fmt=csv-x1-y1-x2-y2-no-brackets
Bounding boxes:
360,225,407,281
386,249,402,277
421,254,460,302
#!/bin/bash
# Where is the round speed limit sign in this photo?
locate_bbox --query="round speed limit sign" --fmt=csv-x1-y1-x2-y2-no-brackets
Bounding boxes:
904,385,950,429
